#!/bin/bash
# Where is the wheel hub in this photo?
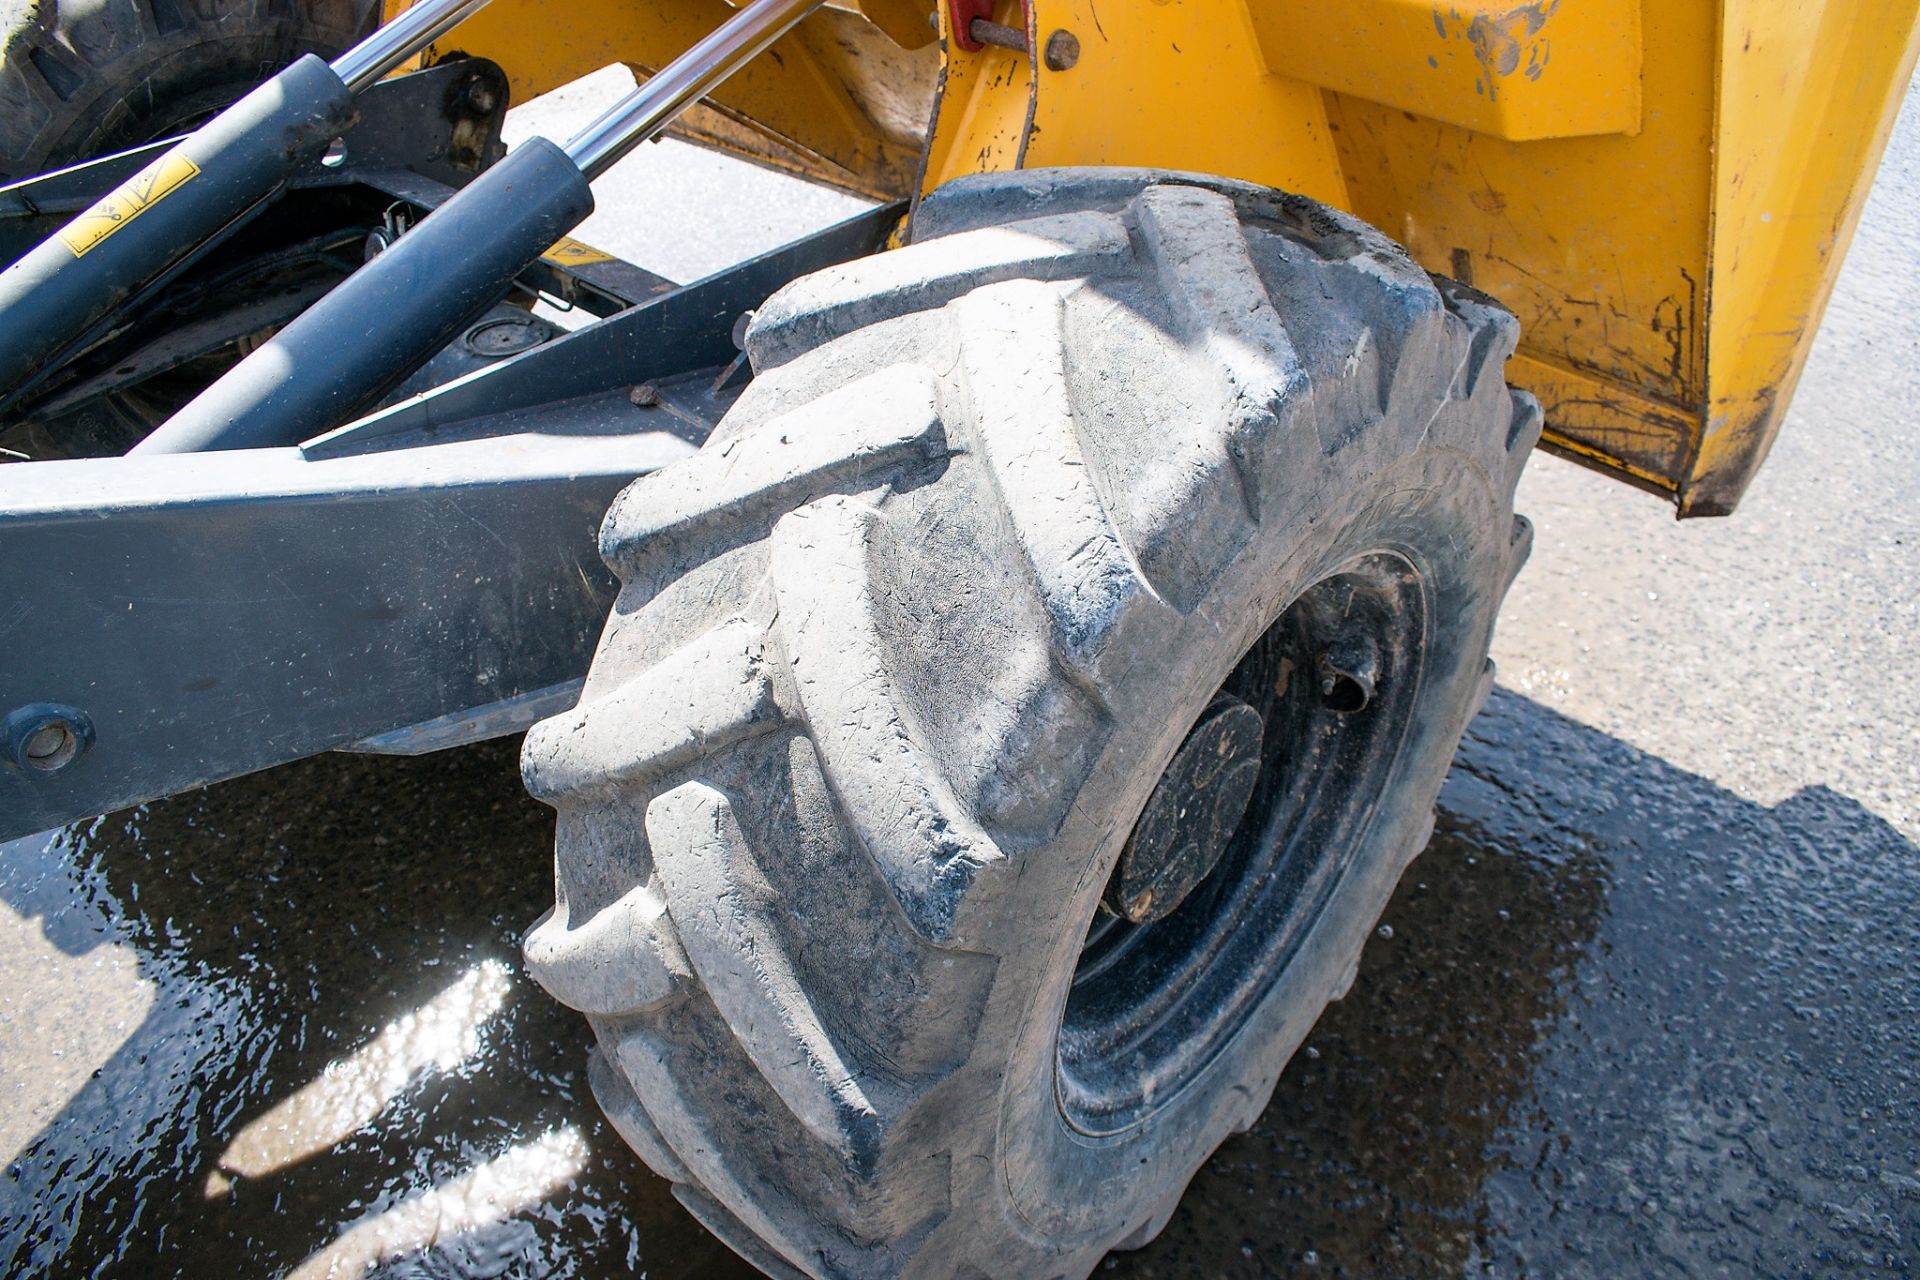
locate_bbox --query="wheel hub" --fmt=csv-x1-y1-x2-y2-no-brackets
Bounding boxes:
1058,555,1428,1135
1103,694,1265,925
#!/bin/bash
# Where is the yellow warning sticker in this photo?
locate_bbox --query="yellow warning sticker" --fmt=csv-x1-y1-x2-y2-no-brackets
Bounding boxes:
542,236,615,268
58,151,202,258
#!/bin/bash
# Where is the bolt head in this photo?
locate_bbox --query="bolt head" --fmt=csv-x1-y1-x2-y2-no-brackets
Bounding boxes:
1044,29,1081,71
22,722,70,764
4,704,93,774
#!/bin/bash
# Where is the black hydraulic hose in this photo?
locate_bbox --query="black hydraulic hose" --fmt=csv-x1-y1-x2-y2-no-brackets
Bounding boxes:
0,55,355,400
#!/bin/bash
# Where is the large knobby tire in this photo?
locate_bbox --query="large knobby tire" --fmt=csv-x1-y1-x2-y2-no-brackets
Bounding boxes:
0,0,377,182
521,169,1540,1278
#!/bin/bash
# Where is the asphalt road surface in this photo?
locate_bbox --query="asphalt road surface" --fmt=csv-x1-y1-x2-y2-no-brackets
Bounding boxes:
2,66,1917,1280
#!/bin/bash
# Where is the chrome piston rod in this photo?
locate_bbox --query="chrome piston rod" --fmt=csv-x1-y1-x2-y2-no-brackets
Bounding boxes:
135,0,827,454
331,0,498,90
564,0,824,179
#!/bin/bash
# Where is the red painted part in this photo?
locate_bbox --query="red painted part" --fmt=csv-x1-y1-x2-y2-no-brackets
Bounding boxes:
947,0,996,52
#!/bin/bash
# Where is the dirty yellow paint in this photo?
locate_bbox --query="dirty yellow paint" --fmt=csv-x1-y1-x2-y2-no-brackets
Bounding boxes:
918,0,1920,514
856,0,939,50
1511,352,1690,494
921,0,1034,191
58,151,201,257
1252,0,1641,141
999,0,1347,208
1688,0,1920,513
1326,0,1718,454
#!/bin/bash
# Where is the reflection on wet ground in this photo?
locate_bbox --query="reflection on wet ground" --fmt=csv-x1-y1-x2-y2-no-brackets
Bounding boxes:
1,688,1915,1277
0,743,750,1279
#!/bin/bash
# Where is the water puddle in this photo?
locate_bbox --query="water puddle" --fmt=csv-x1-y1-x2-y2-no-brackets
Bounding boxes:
0,741,754,1279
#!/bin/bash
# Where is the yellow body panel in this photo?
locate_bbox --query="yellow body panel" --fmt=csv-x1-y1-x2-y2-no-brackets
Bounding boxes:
917,0,1920,514
426,0,1920,513
920,2,1034,186
1253,0,1642,141
1314,0,1720,502
1010,0,1347,208
1694,0,1920,511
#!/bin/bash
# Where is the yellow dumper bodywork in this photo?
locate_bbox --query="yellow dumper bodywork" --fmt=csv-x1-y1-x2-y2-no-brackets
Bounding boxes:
429,0,1920,515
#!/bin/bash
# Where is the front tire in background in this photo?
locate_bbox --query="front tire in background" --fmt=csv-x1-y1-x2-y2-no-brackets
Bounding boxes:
0,0,380,459
521,168,1540,1278
0,0,377,182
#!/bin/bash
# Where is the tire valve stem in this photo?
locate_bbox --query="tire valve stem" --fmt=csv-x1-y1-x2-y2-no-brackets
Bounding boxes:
1316,635,1379,713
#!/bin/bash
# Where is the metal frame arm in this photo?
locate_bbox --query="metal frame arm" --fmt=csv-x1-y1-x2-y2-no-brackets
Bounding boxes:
0,204,900,841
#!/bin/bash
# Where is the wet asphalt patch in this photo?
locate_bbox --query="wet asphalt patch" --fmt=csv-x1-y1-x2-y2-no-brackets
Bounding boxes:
1,686,1912,1277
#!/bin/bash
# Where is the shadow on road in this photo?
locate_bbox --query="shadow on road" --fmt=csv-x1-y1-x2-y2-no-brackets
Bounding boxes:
1,688,1914,1277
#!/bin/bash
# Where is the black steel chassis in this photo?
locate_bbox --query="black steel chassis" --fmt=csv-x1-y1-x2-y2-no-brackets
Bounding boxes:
0,61,899,841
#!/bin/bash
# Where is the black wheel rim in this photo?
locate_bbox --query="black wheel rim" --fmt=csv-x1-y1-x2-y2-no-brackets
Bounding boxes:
1056,552,1429,1135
